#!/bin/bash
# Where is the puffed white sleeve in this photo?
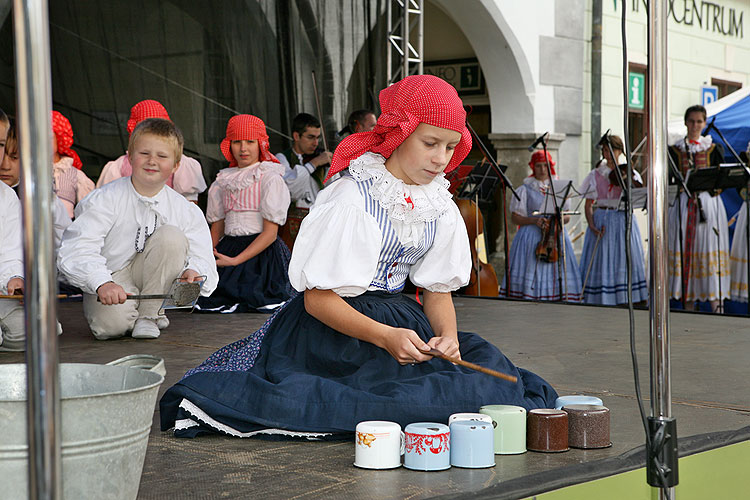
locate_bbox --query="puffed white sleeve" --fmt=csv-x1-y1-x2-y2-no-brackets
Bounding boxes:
510,184,528,216
409,202,471,292
260,173,291,225
173,155,207,201
0,189,24,291
181,203,219,296
52,196,72,253
579,170,597,200
288,179,381,296
57,189,118,294
95,156,124,188
76,169,95,203
205,182,225,224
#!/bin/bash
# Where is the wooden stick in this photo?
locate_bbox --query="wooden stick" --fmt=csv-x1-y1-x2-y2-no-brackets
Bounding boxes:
0,294,68,300
426,348,517,383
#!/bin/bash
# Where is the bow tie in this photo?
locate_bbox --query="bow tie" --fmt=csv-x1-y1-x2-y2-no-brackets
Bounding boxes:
689,139,700,145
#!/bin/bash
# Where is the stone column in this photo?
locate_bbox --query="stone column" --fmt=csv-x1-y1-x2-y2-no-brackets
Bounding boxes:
487,132,566,283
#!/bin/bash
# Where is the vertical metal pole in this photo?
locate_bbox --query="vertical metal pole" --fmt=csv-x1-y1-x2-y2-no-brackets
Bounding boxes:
647,0,674,498
12,0,61,498
386,0,392,84
416,0,424,75
401,2,409,79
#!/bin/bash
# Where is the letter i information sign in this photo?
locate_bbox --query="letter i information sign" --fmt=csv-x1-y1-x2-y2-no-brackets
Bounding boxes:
628,72,645,110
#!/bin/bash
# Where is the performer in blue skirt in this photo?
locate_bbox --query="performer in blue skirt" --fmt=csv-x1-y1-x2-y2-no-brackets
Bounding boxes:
501,150,582,302
579,135,648,305
196,115,294,313
160,75,558,438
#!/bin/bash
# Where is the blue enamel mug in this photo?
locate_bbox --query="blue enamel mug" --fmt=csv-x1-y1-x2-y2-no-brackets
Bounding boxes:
449,420,495,468
554,395,603,410
404,423,451,471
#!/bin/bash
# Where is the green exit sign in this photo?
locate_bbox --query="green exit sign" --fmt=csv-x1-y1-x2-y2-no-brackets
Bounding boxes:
629,72,645,110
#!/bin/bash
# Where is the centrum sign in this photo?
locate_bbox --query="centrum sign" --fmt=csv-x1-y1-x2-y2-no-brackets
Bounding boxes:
616,0,744,39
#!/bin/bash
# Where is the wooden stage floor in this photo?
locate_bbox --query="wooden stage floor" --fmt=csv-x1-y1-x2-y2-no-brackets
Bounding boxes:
2,297,748,499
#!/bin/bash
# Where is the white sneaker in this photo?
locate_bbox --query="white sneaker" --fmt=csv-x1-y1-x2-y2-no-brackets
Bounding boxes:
156,316,169,329
131,319,160,339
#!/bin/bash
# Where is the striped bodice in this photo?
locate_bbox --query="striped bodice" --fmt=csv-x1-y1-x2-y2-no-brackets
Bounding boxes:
223,175,263,213
53,165,78,204
355,177,437,293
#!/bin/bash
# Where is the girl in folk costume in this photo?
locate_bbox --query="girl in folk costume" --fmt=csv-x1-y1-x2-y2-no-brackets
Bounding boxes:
667,105,728,312
52,111,94,218
578,135,648,305
196,115,293,313
730,143,750,302
96,100,207,203
159,75,557,438
501,151,582,302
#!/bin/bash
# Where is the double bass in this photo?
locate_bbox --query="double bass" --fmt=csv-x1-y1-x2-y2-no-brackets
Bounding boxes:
456,198,499,297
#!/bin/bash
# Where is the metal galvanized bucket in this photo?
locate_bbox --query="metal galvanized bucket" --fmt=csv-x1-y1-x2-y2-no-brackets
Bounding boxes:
0,359,164,500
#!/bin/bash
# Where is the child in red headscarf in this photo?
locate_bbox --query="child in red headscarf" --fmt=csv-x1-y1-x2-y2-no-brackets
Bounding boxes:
195,114,293,313
501,150,582,302
160,76,557,438
96,100,207,204
51,111,95,218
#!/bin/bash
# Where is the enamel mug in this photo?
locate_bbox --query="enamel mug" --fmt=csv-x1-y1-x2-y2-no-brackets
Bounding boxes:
554,395,604,410
449,420,495,468
354,421,404,469
479,404,527,454
404,422,451,471
448,412,493,425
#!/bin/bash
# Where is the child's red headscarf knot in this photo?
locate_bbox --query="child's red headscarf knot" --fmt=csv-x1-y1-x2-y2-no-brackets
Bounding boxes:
326,75,472,182
220,114,279,167
51,111,82,169
127,100,170,135
528,150,556,176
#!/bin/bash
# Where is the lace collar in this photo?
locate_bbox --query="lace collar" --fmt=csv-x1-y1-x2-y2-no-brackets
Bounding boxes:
215,161,285,191
523,176,553,193
348,152,453,247
674,135,713,153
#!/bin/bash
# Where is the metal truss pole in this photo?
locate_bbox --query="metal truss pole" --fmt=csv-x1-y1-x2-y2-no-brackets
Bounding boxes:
386,0,424,85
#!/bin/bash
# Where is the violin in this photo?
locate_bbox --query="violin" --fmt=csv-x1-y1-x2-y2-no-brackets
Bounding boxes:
535,216,559,263
456,198,499,297
609,163,643,189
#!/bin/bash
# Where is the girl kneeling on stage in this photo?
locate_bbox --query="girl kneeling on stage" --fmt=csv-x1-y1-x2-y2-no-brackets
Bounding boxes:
196,115,294,313
160,75,557,438
501,150,582,302
579,135,648,305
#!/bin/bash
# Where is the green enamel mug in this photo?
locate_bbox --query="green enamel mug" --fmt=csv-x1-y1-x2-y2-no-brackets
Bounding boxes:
479,404,527,454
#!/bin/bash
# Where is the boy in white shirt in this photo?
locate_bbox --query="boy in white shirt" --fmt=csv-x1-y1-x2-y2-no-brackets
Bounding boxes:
0,107,25,351
58,118,218,339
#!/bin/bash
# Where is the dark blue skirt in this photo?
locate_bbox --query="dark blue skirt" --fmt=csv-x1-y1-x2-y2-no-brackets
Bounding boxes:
160,291,558,437
196,234,294,313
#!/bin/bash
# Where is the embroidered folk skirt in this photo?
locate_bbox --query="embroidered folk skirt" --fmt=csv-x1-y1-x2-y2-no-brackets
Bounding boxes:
667,192,730,303
730,202,749,302
500,224,582,302
579,208,648,305
160,291,558,438
196,235,293,313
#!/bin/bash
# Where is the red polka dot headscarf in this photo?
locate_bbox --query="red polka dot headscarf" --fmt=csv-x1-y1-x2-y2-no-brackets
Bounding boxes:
528,150,556,177
220,114,279,167
52,111,82,169
127,100,170,135
326,75,472,182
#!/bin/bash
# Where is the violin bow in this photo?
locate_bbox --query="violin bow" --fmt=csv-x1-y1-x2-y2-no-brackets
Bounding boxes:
426,348,517,383
311,70,331,157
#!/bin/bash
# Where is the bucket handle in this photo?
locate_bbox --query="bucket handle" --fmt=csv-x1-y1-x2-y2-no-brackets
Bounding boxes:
106,355,167,377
